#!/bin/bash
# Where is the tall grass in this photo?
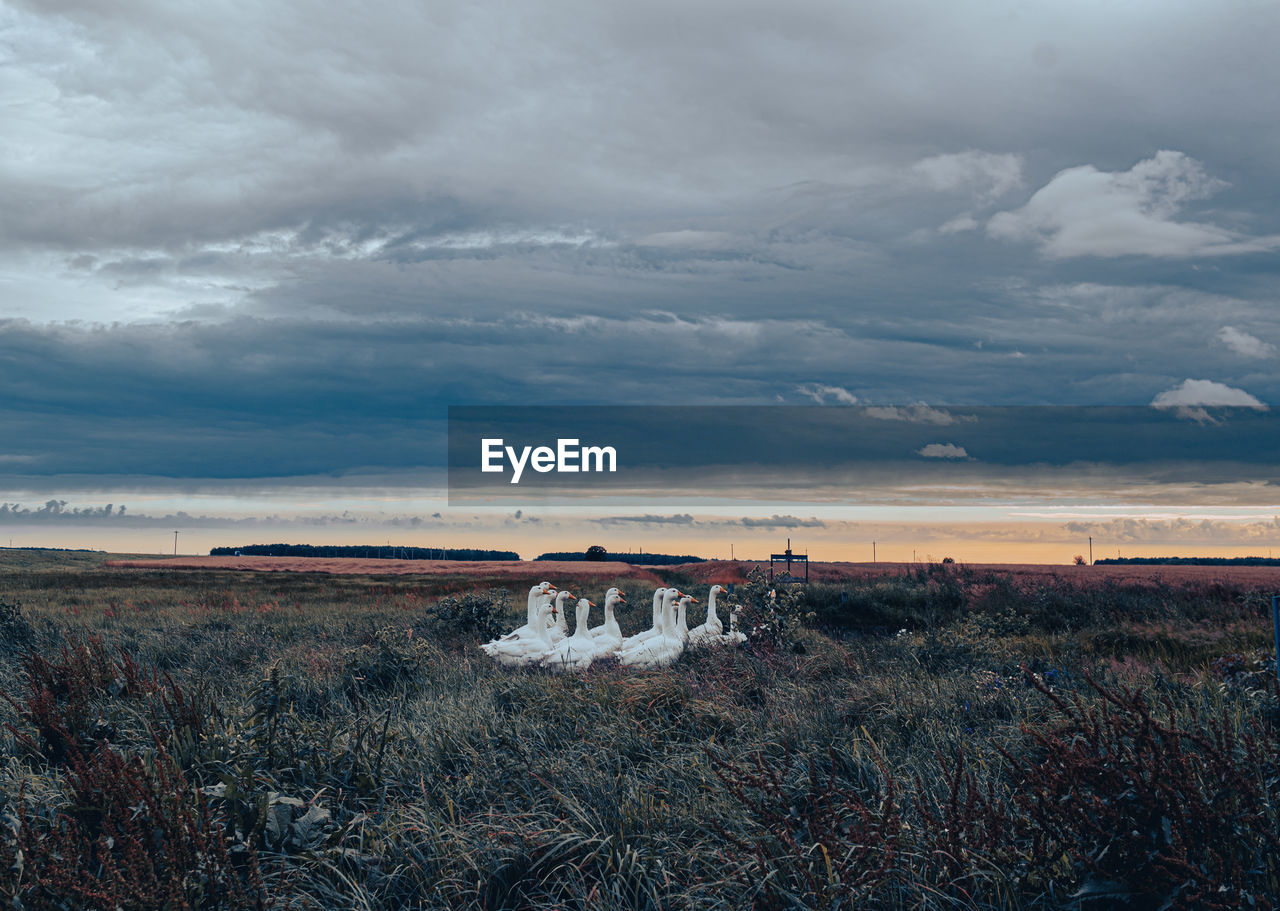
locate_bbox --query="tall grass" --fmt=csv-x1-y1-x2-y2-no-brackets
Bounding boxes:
0,554,1276,909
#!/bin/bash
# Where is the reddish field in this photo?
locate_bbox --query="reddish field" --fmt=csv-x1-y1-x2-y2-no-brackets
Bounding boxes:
107,554,1280,590
682,559,1280,588
107,554,666,584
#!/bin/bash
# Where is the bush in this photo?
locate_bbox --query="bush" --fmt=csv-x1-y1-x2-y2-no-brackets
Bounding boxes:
0,599,34,652
800,571,967,632
710,746,902,909
734,569,811,650
0,741,268,910
429,588,511,642
1001,669,1280,910
3,636,211,767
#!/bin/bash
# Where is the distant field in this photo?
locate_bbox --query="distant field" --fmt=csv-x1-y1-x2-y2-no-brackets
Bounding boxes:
107,554,667,584
683,558,1280,587
107,553,1280,589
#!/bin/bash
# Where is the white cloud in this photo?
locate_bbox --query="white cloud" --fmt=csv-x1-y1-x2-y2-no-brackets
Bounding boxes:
987,151,1280,258
913,151,1023,201
1151,378,1266,409
1063,516,1280,544
938,214,979,234
1216,326,1275,359
796,383,858,404
916,442,969,459
864,405,975,425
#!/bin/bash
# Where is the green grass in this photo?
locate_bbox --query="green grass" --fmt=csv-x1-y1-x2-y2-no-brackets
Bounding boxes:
0,553,1276,909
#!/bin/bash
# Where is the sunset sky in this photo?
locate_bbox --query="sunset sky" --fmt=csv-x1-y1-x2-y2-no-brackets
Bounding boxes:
3,1,1280,562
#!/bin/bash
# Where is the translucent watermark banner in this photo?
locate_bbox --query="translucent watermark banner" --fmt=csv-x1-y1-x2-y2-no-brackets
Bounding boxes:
447,405,1280,505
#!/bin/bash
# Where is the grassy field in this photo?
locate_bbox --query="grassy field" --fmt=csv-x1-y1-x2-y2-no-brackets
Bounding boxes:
0,549,1276,909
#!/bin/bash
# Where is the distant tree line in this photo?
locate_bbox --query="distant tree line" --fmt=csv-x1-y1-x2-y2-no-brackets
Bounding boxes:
534,549,706,565
0,546,104,553
1094,556,1280,566
210,544,520,560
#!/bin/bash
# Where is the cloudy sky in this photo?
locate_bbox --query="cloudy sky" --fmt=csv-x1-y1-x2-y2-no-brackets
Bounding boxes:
3,0,1280,559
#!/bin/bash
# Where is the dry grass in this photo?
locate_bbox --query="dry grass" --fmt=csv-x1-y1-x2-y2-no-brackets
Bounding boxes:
0,552,1276,909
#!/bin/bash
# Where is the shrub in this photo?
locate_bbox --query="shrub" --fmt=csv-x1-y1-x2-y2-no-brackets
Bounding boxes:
0,599,34,651
0,741,269,910
709,746,902,909
734,568,810,650
341,625,440,696
429,587,511,642
911,748,1020,896
3,636,211,767
801,572,967,632
1001,669,1280,910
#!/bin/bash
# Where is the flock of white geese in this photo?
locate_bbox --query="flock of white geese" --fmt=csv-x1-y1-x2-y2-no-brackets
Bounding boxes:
480,582,745,671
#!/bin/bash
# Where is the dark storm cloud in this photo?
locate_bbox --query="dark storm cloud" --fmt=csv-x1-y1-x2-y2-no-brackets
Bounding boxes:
4,1,1280,498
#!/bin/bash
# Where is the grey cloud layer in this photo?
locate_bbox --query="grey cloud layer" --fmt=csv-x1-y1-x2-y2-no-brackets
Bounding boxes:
3,1,1280,496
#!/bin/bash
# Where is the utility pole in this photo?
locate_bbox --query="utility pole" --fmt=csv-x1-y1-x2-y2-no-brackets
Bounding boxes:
872,541,876,563
173,531,179,555
1088,536,1092,565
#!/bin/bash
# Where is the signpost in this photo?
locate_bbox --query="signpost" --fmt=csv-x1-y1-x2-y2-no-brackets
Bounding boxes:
769,538,809,584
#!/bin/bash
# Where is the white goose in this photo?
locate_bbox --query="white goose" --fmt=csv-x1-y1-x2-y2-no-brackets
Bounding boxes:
480,582,556,655
710,605,747,646
688,585,726,646
485,597,560,667
619,588,669,651
585,588,627,659
545,589,575,643
619,588,685,668
672,594,695,641
542,597,597,672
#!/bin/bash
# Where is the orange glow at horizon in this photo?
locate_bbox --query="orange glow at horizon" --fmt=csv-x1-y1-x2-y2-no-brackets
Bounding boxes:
9,519,1280,566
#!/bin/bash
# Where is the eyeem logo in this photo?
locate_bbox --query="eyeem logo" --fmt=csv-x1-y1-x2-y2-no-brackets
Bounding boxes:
481,438,617,484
